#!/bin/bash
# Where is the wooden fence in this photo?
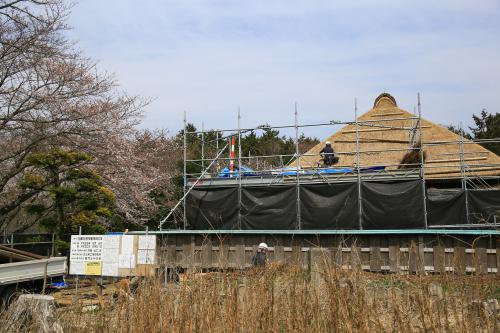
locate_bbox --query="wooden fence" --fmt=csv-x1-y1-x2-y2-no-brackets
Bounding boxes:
156,233,499,275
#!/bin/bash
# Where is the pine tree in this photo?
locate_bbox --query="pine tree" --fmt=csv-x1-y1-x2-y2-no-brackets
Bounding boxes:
20,149,115,250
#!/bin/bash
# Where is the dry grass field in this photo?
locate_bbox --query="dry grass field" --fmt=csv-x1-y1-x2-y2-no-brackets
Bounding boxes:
1,263,499,332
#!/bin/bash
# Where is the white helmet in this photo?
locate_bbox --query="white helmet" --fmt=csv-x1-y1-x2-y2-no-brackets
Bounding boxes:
258,242,268,249
326,141,331,145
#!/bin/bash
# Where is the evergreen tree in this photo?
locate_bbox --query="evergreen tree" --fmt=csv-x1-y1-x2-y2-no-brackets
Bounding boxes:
469,109,500,155
19,149,115,250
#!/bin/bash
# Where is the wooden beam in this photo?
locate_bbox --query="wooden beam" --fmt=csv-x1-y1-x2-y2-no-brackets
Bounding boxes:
370,112,405,117
342,126,431,134
425,157,488,164
426,166,500,175
0,245,45,260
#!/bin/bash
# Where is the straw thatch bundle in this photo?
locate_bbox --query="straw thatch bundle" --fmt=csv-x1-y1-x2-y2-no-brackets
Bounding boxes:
398,143,426,169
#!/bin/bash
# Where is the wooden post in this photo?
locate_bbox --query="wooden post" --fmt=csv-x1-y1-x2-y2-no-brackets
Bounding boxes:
41,259,48,294
370,237,381,272
476,247,487,275
219,244,229,270
351,242,361,270
409,241,418,274
434,242,445,274
454,241,466,275
182,238,194,272
416,236,425,274
166,244,176,268
274,244,285,264
235,238,245,269
202,237,212,270
496,237,500,276
389,237,399,273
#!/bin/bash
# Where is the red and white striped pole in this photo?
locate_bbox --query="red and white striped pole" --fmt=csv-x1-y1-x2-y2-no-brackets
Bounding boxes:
229,136,235,174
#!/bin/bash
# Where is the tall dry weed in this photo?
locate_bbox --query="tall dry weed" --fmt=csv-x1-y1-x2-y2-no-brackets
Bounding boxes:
1,263,498,332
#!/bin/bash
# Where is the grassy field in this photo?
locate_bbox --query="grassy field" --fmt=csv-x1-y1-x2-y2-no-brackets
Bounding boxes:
1,264,499,332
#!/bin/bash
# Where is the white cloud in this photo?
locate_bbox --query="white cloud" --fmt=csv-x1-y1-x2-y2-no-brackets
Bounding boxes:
67,0,500,138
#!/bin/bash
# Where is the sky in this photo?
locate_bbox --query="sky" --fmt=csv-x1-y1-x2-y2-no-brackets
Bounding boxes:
67,0,500,139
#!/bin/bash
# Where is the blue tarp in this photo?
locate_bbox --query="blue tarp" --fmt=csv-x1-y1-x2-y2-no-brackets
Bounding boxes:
281,166,385,176
218,165,385,178
218,165,257,178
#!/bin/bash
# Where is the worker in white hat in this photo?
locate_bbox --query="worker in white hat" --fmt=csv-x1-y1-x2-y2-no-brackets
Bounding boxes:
252,242,268,267
319,140,338,167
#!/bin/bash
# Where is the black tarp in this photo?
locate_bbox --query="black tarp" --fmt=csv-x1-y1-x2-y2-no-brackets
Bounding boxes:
468,190,500,224
427,189,466,226
186,182,500,229
361,180,425,229
186,187,238,229
300,183,359,229
241,185,296,229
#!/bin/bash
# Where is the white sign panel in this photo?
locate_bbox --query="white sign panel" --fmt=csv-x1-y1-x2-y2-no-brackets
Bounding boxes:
137,249,155,265
138,235,156,250
69,261,85,275
102,246,120,262
70,235,103,262
121,235,135,254
70,234,156,276
119,254,136,269
102,261,119,276
102,235,120,249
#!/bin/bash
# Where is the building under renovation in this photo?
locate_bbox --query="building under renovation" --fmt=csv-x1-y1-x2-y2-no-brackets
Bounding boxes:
169,93,500,231
141,92,500,275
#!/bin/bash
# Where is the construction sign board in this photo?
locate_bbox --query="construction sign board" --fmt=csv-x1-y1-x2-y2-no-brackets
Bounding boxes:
69,234,157,277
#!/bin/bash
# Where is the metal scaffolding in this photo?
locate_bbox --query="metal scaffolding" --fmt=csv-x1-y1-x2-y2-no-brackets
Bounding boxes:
159,95,500,230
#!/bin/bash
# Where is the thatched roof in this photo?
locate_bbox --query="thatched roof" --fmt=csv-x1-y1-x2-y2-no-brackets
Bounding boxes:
294,93,500,179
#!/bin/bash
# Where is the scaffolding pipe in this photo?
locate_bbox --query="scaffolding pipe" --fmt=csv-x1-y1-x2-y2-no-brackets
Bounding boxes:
159,143,229,229
295,103,301,229
355,99,363,230
183,161,500,178
185,116,422,134
198,124,500,147
201,122,205,171
216,131,219,172
183,111,187,230
459,123,470,224
417,94,428,228
238,109,242,229
186,146,423,163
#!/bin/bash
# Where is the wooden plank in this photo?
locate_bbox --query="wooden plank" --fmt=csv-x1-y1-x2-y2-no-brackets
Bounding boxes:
418,236,425,274
201,238,212,269
218,244,229,270
291,245,302,268
370,237,381,272
453,244,466,275
409,241,417,274
235,243,245,269
351,243,361,270
331,246,342,271
425,157,487,164
370,112,405,117
497,238,500,277
476,247,488,275
388,238,399,273
274,245,285,264
165,244,176,268
182,241,194,270
434,243,445,274
0,245,45,260
342,126,430,134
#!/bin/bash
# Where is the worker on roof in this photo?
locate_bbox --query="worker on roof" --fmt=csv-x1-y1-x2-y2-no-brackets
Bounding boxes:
319,141,339,166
